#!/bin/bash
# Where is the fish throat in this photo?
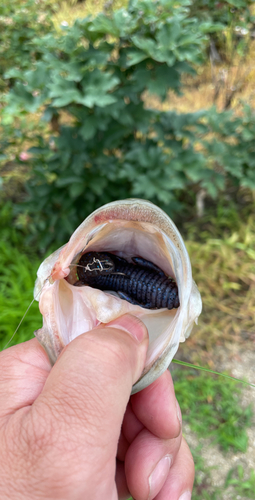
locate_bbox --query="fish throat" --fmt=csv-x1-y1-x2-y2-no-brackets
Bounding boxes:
76,251,179,310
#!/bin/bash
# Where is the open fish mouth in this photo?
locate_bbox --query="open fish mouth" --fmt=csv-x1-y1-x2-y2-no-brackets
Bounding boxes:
34,199,202,394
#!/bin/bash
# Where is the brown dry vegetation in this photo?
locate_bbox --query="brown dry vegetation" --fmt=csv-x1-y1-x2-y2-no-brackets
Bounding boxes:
186,227,255,361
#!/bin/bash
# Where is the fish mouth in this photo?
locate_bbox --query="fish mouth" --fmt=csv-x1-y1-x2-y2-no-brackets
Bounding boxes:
64,219,181,368
34,199,202,393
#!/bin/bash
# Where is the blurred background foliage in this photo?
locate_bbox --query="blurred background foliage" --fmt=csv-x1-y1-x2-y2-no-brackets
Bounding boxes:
1,0,255,251
0,1,255,498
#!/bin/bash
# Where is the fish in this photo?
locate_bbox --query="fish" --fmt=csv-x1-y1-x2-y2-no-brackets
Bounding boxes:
34,199,202,394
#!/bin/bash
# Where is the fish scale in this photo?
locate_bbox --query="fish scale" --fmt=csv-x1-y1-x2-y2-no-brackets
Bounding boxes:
77,252,179,310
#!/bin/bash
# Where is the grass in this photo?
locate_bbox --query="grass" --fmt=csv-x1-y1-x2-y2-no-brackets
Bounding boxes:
191,446,222,500
128,362,254,500
145,54,255,115
172,367,252,453
188,449,255,500
0,203,42,350
50,0,128,30
0,239,41,350
225,465,255,499
128,456,255,500
184,211,255,355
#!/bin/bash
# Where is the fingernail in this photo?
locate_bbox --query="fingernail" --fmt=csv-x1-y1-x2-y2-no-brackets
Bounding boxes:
178,491,192,500
148,455,172,500
107,314,148,343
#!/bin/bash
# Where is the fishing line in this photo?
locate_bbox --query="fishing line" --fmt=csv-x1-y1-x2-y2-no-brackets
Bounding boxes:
70,263,125,276
172,359,255,389
3,278,49,350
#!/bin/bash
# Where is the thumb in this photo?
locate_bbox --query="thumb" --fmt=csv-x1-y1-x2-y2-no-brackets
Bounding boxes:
33,314,148,492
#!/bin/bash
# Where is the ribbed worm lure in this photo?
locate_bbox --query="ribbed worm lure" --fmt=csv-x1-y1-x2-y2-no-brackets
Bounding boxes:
75,252,180,310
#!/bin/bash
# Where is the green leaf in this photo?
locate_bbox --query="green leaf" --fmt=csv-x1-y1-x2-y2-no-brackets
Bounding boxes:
55,177,84,188
228,0,247,7
69,182,85,199
52,89,82,107
89,14,119,37
79,93,117,108
126,50,148,67
199,22,225,33
79,118,97,140
80,70,119,108
147,66,180,98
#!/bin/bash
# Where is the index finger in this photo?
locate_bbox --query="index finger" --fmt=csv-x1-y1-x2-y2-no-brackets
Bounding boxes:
0,338,52,421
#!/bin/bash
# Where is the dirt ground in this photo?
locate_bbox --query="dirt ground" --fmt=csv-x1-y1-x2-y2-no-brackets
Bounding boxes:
176,343,255,499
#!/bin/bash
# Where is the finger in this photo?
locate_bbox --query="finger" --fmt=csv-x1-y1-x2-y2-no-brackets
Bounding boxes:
25,314,148,495
122,402,144,443
131,370,181,439
118,403,144,461
0,338,51,421
119,369,181,462
125,427,182,500
154,438,195,500
37,313,148,432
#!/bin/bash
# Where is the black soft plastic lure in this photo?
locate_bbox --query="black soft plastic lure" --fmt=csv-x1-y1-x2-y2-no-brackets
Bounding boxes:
76,252,179,310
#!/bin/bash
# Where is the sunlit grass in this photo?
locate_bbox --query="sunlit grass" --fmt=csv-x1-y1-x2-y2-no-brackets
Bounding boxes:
185,216,255,353
172,368,252,452
51,0,128,30
0,240,41,351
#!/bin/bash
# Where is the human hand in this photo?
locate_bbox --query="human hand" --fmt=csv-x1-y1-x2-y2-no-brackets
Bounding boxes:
0,314,194,500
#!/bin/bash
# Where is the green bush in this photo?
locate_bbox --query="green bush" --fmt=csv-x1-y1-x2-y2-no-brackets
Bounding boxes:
1,0,255,250
0,0,53,91
203,104,255,194
2,0,208,248
189,0,255,59
190,0,254,27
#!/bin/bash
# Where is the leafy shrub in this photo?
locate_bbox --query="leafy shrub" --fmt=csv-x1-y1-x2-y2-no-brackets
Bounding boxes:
189,0,255,58
203,104,255,193
0,0,53,194
1,0,255,250
2,0,209,248
190,0,254,27
0,0,53,91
